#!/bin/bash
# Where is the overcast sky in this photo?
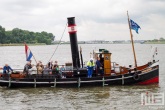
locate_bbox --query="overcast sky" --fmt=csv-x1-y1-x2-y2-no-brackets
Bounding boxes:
0,0,165,41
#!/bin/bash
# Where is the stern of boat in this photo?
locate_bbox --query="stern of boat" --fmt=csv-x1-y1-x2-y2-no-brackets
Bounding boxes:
137,61,159,85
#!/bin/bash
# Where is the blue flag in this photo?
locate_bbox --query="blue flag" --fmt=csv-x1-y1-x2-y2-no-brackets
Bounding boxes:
130,19,141,34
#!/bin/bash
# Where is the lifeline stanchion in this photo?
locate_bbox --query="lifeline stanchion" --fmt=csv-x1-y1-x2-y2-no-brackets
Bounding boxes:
54,78,56,87
34,78,36,88
122,75,124,85
102,77,105,87
8,77,11,88
78,77,81,88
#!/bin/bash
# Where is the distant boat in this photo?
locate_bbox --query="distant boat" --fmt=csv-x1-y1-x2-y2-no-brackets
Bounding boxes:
0,16,159,88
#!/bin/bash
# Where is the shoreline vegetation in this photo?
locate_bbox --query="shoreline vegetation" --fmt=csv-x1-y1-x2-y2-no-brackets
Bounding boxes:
0,26,55,45
0,43,46,46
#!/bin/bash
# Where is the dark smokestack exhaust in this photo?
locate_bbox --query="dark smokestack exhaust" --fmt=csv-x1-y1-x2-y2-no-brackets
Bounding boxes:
67,17,80,69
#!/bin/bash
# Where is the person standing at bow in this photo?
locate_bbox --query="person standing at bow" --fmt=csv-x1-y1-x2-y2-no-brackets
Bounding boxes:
87,58,95,78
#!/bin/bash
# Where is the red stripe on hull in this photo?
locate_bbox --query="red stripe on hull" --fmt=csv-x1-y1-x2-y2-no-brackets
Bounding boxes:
137,76,159,85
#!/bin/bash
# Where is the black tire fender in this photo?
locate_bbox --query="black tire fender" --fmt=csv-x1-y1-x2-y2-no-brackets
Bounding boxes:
133,72,140,80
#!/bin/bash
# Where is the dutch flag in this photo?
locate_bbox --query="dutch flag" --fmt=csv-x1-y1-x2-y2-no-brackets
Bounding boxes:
25,44,33,61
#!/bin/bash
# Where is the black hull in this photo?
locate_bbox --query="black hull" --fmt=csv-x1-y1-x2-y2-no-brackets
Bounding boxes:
0,67,159,88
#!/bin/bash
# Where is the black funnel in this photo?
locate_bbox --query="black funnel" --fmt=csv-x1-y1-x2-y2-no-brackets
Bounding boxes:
67,17,80,69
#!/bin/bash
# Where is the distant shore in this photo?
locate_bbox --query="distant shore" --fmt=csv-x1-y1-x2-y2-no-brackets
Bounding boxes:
144,41,165,44
0,41,165,46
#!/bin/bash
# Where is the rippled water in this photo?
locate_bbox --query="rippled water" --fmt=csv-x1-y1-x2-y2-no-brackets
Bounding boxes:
0,44,165,110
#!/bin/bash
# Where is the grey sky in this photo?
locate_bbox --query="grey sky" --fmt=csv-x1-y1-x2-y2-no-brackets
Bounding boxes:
0,0,165,41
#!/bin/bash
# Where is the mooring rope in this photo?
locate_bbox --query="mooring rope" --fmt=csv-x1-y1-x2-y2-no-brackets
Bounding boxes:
47,23,67,63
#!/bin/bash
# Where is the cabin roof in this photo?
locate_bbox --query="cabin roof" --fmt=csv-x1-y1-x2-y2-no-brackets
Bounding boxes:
93,49,111,54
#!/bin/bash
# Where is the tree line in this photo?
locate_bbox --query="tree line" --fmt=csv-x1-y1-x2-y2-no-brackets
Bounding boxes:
0,25,55,45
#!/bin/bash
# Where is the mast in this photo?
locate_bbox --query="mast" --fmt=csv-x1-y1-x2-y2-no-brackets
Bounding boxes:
127,11,137,68
67,17,80,69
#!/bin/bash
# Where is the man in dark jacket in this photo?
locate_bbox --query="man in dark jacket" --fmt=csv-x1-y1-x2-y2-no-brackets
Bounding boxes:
3,64,13,74
23,61,32,74
3,64,13,78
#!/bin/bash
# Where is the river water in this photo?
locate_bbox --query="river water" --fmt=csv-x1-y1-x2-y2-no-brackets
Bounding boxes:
0,44,164,110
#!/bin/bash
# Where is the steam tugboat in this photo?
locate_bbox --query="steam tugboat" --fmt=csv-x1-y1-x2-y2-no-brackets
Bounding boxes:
0,16,159,88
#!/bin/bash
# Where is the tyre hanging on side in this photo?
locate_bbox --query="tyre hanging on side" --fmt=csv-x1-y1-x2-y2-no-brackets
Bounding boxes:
133,72,140,80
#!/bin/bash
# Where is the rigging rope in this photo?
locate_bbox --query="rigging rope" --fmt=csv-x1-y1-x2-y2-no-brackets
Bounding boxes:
47,23,67,63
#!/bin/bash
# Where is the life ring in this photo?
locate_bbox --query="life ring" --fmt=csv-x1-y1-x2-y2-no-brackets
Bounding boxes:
133,73,140,80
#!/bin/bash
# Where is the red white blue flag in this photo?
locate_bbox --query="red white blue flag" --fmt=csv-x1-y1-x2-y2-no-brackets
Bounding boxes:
25,44,33,61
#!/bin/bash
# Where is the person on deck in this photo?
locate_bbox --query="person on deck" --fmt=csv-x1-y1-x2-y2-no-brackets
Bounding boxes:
2,64,13,78
60,65,66,78
29,60,33,69
87,58,95,78
36,62,43,74
96,57,103,76
48,61,53,69
54,61,59,68
23,61,32,75
43,65,51,74
38,61,44,69
99,54,104,68
3,64,13,74
52,61,59,75
52,64,59,75
28,64,36,75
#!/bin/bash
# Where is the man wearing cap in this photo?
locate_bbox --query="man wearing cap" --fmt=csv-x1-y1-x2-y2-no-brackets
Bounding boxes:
87,58,95,78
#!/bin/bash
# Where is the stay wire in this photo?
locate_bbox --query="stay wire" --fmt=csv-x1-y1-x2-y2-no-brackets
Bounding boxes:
48,22,67,63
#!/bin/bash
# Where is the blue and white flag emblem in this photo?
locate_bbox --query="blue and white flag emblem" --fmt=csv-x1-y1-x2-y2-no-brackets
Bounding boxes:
130,19,141,34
